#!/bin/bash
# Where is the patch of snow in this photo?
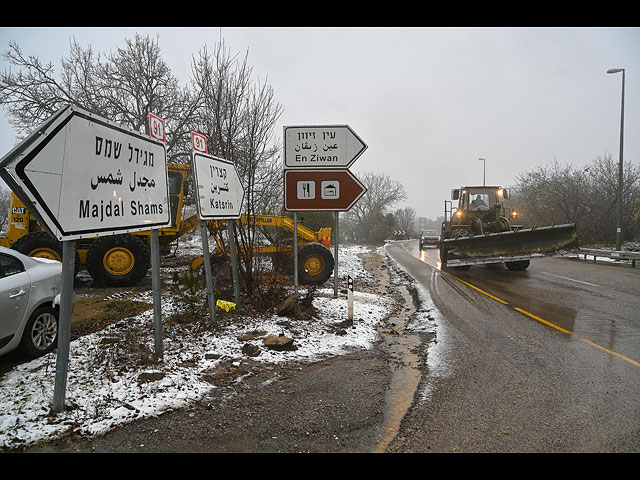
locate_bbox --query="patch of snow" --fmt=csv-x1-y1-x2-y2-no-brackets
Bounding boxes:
0,244,394,450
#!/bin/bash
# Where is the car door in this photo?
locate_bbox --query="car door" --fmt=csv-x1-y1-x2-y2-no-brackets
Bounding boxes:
0,253,32,345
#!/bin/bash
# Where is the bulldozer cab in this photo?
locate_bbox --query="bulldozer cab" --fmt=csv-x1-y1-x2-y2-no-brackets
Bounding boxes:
166,163,191,229
454,187,509,213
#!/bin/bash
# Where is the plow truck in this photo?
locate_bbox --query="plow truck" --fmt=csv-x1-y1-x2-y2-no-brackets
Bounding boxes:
439,186,578,270
1,163,334,287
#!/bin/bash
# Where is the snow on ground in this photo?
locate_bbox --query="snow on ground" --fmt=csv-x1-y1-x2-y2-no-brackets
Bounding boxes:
0,244,395,450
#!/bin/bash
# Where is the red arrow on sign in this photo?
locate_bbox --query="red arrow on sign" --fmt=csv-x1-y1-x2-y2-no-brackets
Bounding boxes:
284,169,367,212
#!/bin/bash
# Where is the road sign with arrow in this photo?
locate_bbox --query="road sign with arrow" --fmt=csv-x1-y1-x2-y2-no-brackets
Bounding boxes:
284,168,367,211
0,104,171,241
284,125,367,169
191,152,245,220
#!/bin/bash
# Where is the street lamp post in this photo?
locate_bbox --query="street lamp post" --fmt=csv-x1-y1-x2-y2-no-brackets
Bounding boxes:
478,157,486,186
607,68,625,251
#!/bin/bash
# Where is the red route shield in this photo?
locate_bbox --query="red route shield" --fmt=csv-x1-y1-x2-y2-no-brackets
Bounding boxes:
284,169,366,211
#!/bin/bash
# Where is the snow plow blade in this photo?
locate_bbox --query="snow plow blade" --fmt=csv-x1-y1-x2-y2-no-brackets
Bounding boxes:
443,223,579,264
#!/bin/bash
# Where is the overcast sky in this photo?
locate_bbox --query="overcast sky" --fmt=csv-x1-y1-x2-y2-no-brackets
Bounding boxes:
1,27,638,220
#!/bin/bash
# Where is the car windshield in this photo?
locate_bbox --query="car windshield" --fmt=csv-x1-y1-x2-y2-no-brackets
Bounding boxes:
422,231,438,236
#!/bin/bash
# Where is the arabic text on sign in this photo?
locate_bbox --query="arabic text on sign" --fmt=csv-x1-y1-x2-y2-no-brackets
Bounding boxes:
291,129,342,164
82,133,164,224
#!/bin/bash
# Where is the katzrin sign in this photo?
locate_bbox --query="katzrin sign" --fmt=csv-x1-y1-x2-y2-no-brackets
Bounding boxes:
0,105,171,240
191,153,245,220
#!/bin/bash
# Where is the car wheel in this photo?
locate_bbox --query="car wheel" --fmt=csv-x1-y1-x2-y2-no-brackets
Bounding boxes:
20,305,58,358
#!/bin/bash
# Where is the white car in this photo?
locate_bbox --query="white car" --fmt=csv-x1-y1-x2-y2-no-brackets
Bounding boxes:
0,246,62,358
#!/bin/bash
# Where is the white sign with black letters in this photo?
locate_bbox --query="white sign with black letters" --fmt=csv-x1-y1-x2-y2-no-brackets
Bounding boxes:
192,152,244,220
284,125,367,169
0,105,171,241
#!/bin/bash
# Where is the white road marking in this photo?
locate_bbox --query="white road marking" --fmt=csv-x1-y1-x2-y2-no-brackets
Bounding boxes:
540,271,600,288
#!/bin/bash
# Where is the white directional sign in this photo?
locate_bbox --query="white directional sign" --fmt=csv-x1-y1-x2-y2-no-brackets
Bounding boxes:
192,153,245,220
0,105,171,241
284,125,367,169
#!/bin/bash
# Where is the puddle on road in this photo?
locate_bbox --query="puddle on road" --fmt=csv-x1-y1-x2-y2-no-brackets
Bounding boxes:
372,283,422,453
367,244,450,453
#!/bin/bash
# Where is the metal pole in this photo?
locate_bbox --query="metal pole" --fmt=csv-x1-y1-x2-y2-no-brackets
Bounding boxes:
227,219,241,310
479,158,486,186
200,221,217,327
150,228,163,359
617,70,625,251
293,213,298,293
52,240,76,413
334,211,339,298
347,274,353,321
608,68,625,251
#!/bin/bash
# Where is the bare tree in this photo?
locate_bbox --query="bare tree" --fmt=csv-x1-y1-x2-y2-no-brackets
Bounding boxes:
343,172,407,243
0,187,10,233
0,35,199,163
513,154,640,244
1,34,284,294
394,207,417,238
190,42,283,293
513,159,592,227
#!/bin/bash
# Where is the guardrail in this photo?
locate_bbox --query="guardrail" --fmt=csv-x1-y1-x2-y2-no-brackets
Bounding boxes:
578,248,639,267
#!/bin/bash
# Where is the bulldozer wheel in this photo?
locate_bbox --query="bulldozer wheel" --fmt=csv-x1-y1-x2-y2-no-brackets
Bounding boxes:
505,260,530,271
12,231,62,261
438,233,449,266
12,231,79,275
439,244,448,266
87,234,150,286
298,243,334,285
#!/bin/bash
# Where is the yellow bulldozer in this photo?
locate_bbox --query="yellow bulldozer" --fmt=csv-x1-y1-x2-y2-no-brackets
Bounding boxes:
1,163,334,287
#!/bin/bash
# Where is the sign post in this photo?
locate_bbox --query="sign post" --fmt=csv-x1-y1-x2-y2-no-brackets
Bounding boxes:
150,228,163,358
0,104,171,412
52,240,76,412
347,274,354,322
283,125,367,297
190,149,245,324
227,219,241,309
148,111,167,359
199,221,218,326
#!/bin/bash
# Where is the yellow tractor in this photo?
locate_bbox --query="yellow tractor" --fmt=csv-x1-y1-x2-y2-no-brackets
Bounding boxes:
1,163,334,286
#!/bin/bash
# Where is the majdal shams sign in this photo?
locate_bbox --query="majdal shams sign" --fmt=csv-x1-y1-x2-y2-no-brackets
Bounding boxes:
0,105,170,240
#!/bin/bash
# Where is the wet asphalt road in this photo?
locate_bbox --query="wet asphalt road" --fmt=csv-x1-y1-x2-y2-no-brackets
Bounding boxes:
385,241,640,452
